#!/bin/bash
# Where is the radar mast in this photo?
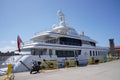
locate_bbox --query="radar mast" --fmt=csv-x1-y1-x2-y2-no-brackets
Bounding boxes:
57,10,66,26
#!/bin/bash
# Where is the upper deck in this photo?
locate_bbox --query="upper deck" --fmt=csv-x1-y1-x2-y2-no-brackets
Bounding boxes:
29,10,97,47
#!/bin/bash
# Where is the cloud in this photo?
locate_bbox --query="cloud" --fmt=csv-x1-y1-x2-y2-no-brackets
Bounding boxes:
0,40,17,52
0,46,17,52
11,40,16,44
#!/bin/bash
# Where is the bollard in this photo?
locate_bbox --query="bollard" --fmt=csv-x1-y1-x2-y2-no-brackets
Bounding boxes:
75,60,78,67
41,60,58,70
4,64,14,80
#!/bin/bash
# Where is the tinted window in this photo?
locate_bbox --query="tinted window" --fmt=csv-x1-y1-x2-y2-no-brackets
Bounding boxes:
56,50,74,57
60,37,82,46
90,51,92,56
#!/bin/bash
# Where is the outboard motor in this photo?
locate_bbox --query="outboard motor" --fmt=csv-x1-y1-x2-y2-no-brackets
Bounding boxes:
30,61,41,74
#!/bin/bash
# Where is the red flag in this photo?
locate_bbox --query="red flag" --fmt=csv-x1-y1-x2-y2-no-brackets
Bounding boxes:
17,35,24,52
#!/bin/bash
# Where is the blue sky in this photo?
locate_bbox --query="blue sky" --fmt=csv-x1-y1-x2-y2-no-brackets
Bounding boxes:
0,0,120,52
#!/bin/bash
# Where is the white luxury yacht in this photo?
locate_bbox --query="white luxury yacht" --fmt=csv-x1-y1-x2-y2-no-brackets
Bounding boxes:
0,10,108,74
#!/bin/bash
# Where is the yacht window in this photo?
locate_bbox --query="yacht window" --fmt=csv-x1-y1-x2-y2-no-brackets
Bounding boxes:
90,42,96,46
31,49,44,55
56,50,74,57
82,41,96,46
82,40,90,45
49,49,52,55
78,50,81,55
46,38,58,44
90,51,92,56
60,37,82,46
93,51,95,56
96,51,97,56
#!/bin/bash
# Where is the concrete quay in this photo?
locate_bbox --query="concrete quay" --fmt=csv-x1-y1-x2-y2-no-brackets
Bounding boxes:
0,60,120,80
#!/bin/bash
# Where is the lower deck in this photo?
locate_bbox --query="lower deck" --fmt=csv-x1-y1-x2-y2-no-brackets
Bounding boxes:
29,48,108,61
